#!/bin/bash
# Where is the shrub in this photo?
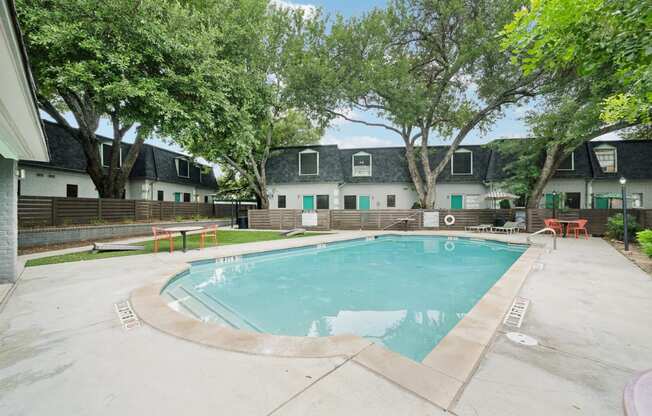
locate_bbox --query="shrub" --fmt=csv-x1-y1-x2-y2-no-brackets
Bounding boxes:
605,213,640,241
638,230,652,258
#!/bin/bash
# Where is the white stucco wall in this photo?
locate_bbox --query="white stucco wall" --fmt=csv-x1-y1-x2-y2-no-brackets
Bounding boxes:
19,166,101,198
590,179,652,208
268,183,340,209
432,183,491,209
19,165,214,202
0,156,17,282
339,183,418,209
540,178,589,208
268,182,495,209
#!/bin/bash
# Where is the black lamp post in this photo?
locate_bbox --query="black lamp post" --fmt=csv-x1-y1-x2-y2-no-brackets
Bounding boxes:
620,177,629,251
552,191,558,219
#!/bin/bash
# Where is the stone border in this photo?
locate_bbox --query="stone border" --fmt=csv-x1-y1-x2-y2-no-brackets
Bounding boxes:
131,232,541,410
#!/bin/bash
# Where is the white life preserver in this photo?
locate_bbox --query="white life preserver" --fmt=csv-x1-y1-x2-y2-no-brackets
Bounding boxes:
444,214,456,226
444,241,456,252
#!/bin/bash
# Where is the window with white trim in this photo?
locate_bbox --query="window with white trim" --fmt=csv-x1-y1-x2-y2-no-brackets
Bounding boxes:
299,149,318,175
594,145,617,173
101,143,122,168
352,152,372,177
557,152,574,171
176,158,190,178
451,149,473,175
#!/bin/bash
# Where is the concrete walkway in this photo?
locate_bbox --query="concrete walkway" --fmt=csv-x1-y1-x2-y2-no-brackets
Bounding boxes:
0,232,650,415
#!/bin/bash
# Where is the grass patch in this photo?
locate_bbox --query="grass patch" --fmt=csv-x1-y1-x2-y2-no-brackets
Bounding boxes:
25,230,322,267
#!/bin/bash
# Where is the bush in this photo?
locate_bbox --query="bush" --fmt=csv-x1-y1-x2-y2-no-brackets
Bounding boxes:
638,230,652,258
605,213,640,241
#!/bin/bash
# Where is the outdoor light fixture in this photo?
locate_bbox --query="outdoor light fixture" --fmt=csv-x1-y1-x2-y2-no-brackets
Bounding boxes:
620,177,629,251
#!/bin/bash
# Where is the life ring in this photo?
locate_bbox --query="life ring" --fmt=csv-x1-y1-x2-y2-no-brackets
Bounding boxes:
444,241,456,252
444,214,456,226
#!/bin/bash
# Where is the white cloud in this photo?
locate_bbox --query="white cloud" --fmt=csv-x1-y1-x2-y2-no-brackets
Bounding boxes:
269,0,316,18
329,107,358,126
321,135,398,149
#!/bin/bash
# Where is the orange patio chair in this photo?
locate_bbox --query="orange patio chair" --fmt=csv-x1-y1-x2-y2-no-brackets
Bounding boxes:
200,224,218,249
544,218,563,236
152,227,174,253
567,219,589,240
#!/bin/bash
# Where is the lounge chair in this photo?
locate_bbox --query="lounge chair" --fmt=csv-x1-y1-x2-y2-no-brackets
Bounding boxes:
491,221,520,234
465,224,492,232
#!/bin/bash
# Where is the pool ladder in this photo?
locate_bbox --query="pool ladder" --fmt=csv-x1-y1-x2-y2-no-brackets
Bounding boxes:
527,227,557,250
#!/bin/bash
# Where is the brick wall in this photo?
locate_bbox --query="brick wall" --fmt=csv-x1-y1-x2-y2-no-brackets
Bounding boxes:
0,156,18,282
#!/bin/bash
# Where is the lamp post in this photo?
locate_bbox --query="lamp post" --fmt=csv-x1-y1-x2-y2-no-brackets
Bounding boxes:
552,191,558,219
620,177,629,251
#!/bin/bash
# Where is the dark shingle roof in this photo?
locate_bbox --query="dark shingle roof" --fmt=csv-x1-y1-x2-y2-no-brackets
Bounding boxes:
268,139,652,184
266,145,344,183
21,121,217,189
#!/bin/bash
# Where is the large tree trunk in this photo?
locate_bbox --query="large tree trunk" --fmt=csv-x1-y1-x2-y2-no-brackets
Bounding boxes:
403,140,428,208
527,143,563,208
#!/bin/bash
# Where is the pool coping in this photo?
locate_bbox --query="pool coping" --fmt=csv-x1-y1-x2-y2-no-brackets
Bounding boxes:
130,231,542,411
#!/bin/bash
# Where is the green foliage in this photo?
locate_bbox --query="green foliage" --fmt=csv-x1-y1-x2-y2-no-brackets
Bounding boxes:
605,213,640,242
502,0,651,123
637,230,652,258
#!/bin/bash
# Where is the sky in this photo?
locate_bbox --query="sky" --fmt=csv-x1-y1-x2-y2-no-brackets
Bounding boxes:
48,0,616,167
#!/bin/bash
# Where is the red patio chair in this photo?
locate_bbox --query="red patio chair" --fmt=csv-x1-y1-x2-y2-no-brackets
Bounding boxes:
152,227,174,253
567,219,589,240
200,224,218,249
544,218,563,236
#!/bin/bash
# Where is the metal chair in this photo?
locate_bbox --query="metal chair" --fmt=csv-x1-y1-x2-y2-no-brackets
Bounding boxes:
152,227,174,253
200,224,218,249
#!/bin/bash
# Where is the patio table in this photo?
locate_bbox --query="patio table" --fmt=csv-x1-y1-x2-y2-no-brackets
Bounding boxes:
162,226,204,252
556,220,582,237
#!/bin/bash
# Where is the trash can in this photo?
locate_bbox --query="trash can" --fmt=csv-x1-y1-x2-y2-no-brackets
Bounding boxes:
237,216,249,229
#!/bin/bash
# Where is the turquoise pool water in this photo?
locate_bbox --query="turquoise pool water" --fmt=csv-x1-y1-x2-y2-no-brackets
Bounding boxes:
162,235,526,361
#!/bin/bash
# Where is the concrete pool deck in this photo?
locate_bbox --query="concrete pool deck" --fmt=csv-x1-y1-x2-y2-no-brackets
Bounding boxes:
1,231,651,415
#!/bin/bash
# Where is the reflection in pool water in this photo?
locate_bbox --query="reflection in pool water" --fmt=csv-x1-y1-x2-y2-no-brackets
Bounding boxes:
163,236,525,361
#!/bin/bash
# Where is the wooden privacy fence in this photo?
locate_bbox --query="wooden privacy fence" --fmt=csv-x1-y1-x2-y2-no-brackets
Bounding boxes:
249,208,652,234
248,209,516,231
18,196,244,228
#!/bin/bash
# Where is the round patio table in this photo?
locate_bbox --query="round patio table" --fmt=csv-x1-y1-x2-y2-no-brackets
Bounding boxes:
162,226,204,252
556,220,582,237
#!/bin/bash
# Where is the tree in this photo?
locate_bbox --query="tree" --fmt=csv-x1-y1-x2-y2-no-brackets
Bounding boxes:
168,6,323,208
502,0,651,124
290,0,544,208
495,76,640,207
17,0,266,198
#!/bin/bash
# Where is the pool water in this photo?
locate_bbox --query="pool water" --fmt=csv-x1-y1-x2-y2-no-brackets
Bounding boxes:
162,235,526,361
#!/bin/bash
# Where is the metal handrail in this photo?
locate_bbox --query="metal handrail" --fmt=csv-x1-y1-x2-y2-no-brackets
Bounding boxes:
527,227,557,250
382,211,421,231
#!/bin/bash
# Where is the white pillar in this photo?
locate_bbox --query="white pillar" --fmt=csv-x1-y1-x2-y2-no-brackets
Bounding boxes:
0,155,18,282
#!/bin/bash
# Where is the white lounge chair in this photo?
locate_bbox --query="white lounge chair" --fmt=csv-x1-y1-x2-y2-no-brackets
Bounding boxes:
465,224,492,232
491,221,520,234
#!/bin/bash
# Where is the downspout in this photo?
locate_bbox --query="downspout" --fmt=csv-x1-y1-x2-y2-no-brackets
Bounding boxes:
151,147,159,200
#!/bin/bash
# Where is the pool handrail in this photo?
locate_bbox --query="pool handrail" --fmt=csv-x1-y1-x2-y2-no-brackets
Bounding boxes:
527,227,557,250
382,211,421,231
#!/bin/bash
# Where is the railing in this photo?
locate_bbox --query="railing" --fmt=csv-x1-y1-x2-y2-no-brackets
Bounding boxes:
527,227,557,250
382,211,421,230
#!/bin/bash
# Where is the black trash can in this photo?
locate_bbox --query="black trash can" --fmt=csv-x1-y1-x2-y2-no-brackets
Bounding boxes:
237,216,249,229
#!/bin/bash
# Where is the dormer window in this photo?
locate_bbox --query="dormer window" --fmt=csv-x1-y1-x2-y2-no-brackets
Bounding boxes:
352,152,372,177
451,149,473,175
557,152,575,171
176,158,190,178
101,143,122,168
299,149,319,175
594,144,617,173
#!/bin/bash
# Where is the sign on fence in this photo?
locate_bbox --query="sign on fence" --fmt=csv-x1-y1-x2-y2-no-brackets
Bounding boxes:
423,211,440,228
301,212,318,227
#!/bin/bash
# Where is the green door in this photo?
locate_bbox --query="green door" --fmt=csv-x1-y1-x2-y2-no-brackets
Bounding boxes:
595,196,609,209
174,192,181,202
302,195,315,210
450,195,463,210
359,196,370,210
545,193,554,209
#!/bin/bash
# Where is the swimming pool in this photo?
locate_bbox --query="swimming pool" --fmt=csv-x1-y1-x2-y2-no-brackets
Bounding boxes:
162,235,526,361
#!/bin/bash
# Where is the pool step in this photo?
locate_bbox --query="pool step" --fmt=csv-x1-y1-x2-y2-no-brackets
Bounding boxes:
167,284,261,333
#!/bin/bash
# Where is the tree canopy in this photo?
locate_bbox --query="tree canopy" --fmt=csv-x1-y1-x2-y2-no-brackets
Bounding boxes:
502,0,651,124
289,0,545,208
18,0,267,198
